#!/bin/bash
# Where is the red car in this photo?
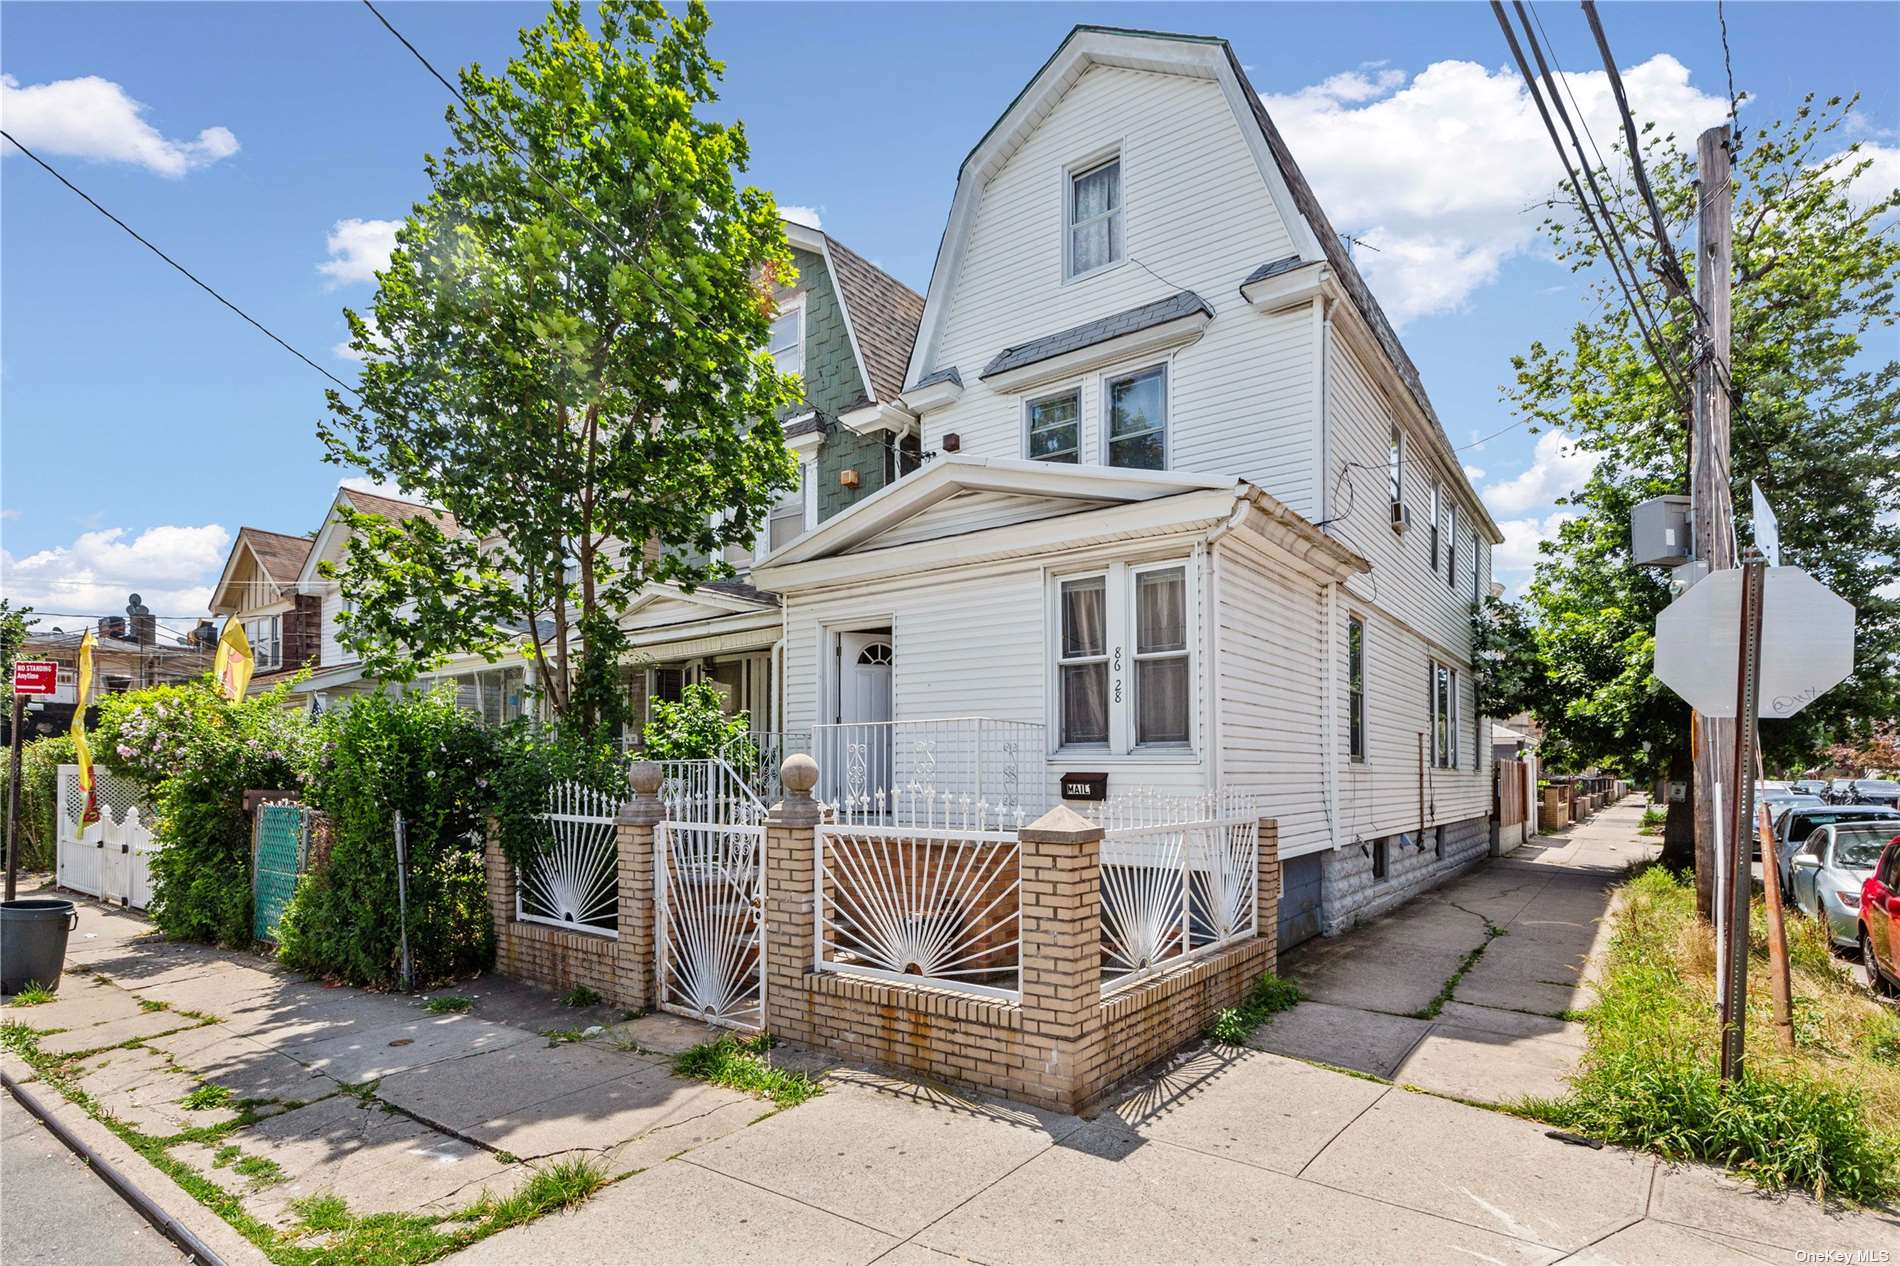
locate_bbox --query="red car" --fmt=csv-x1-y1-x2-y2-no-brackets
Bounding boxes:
1858,834,1900,996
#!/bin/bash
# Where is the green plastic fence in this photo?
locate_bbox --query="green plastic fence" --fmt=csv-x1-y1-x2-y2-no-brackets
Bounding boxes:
254,803,307,943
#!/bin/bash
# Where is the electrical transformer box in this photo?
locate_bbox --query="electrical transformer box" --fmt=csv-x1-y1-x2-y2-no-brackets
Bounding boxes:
1631,494,1693,567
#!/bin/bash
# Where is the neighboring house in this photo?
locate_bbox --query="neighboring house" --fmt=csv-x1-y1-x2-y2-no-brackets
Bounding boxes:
13,599,211,739
615,219,927,747
753,26,1504,943
207,527,321,690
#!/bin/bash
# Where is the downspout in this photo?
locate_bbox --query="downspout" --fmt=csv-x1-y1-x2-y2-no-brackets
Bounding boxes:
1322,582,1341,850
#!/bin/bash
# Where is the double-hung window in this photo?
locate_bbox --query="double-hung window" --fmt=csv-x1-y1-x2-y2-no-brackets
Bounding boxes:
765,463,807,553
244,615,282,671
1106,365,1166,469
1388,425,1403,505
1054,561,1193,752
1057,576,1110,746
1429,482,1442,569
1347,615,1366,762
1444,502,1457,587
1027,391,1080,463
1068,158,1122,278
1431,661,1459,769
768,303,804,378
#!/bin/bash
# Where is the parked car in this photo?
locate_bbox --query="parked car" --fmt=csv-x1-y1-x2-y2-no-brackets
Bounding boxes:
1792,779,1829,797
1848,779,1900,808
1752,793,1825,858
1856,836,1900,995
1789,822,1898,949
1826,778,1856,804
1773,804,1900,895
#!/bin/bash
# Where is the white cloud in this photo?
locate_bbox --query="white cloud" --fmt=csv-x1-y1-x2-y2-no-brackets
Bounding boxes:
1263,54,1729,324
1481,431,1599,517
0,73,237,178
0,524,231,619
1840,142,1900,215
780,205,823,230
1462,464,1487,482
1492,511,1577,596
318,218,400,288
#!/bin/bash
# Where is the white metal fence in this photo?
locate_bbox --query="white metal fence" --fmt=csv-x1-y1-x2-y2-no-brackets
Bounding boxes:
657,757,770,825
1098,792,1261,996
56,764,156,910
813,717,1044,823
518,781,622,936
656,818,765,1028
815,797,1023,1001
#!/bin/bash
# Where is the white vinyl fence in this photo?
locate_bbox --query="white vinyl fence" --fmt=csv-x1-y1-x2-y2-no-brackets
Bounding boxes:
56,763,157,910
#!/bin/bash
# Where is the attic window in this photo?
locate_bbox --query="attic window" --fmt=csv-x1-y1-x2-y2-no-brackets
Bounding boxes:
769,302,804,378
1068,158,1122,278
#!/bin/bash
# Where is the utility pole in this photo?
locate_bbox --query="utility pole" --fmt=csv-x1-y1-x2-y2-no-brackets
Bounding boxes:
1690,125,1735,922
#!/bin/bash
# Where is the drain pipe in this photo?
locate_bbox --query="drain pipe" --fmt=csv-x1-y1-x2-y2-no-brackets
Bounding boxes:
1,1067,229,1266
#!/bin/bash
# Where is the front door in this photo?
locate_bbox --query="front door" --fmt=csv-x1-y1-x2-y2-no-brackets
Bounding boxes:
830,631,893,811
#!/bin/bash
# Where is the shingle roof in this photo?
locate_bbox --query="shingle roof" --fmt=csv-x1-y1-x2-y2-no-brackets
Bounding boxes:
823,236,925,405
980,290,1212,380
700,578,781,607
905,366,963,393
1241,255,1307,288
238,528,313,585
338,487,457,533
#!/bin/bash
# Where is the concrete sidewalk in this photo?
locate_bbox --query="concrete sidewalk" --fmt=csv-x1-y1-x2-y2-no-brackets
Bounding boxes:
1253,798,1656,1104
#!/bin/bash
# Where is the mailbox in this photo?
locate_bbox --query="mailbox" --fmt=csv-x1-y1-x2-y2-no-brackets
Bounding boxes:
1060,771,1107,801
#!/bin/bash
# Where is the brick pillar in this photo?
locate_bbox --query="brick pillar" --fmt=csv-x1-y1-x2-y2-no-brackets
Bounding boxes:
484,819,516,970
1018,805,1105,1111
1256,816,1281,973
761,754,822,1046
617,762,664,1012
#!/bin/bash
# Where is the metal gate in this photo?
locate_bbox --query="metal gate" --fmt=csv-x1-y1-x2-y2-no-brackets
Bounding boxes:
56,764,155,910
253,803,311,943
655,819,765,1029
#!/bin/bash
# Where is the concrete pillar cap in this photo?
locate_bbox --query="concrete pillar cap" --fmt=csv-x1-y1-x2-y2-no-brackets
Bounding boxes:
1019,804,1104,844
780,753,819,797
628,761,663,797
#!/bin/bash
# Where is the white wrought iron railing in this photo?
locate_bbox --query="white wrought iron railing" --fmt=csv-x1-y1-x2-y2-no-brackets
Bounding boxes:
812,717,1045,824
656,817,766,1029
517,781,623,937
815,795,1023,1000
720,730,811,808
1098,795,1261,996
656,756,770,825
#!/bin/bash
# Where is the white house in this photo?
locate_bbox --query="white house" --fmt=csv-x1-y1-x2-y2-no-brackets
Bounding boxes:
753,26,1504,941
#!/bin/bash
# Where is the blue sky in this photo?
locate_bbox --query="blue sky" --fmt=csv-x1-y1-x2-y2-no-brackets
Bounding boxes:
3,1,1896,626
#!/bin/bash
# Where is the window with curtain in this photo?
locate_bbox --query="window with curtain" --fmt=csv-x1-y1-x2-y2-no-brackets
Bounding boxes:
1107,366,1166,469
769,306,803,377
1027,391,1080,462
1134,567,1189,746
1348,615,1365,762
1068,158,1122,277
1058,576,1108,746
1388,425,1403,505
1429,482,1441,568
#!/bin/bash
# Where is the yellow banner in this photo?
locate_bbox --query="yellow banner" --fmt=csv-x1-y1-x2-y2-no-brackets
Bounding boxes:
212,617,254,703
71,628,97,823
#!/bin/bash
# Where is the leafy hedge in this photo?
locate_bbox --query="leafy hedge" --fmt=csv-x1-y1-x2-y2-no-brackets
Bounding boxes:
95,680,308,946
276,688,498,987
491,722,626,874
0,734,76,872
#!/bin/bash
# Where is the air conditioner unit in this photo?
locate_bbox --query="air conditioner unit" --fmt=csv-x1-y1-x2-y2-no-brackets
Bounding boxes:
1389,501,1410,533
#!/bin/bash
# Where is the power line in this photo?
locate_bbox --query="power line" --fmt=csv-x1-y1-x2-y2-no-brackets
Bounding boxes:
0,130,359,397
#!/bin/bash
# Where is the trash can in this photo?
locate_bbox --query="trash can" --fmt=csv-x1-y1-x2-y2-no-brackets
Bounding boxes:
1,898,79,995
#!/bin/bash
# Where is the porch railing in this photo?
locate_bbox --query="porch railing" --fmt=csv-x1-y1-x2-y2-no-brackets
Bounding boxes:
656,757,770,825
811,717,1045,824
720,730,811,808
1098,794,1262,996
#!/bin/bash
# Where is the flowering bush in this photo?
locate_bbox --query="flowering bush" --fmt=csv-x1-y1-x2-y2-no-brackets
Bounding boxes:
276,687,500,986
94,679,312,945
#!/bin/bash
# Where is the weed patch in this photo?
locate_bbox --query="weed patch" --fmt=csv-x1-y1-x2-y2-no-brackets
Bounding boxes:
8,982,55,1006
182,1083,234,1111
422,995,473,1015
1411,922,1507,1020
559,985,604,1008
1207,971,1304,1046
674,1034,823,1108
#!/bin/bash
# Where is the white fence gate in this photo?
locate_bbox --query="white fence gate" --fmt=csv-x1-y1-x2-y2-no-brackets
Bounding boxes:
56,764,157,910
655,762,767,1029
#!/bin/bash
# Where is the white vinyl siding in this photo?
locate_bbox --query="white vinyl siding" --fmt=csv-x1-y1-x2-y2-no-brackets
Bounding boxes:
919,65,1313,514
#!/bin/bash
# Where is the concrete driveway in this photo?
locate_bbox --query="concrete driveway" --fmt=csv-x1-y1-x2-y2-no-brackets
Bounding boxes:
1253,799,1656,1104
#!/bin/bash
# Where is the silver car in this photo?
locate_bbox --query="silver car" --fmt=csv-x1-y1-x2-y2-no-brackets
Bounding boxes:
1788,822,1900,949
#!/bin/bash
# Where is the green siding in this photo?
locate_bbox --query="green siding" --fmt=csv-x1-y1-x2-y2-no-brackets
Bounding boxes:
780,247,898,523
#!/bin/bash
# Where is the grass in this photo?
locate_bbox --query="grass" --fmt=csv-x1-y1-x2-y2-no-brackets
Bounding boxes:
422,995,473,1015
7,981,55,1006
182,1083,234,1111
540,1027,588,1045
559,985,604,1008
1510,866,1900,1204
1410,922,1507,1021
1637,807,1666,836
1206,971,1304,1046
673,1033,824,1108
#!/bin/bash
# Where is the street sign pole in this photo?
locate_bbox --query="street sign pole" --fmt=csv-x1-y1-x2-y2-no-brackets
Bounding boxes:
1719,548,1767,1082
5,691,23,902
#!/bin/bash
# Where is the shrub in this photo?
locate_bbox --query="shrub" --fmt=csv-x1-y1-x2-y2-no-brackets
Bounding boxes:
490,722,625,873
1207,971,1303,1046
0,735,76,871
641,680,748,761
94,679,309,946
276,688,498,987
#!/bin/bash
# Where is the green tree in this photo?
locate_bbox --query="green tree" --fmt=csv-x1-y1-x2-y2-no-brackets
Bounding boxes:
321,0,800,738
1,599,34,700
1505,97,1900,804
642,680,749,761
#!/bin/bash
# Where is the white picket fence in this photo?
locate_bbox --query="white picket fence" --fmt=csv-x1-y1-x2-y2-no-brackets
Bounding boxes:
56,764,157,910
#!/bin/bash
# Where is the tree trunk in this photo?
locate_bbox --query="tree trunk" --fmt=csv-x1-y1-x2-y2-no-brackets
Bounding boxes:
1661,744,1696,876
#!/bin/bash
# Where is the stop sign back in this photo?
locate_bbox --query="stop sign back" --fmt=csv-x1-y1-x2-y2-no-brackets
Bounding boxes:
1653,567,1855,719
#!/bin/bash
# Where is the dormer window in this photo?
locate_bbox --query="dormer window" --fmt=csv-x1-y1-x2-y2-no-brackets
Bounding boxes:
1067,157,1122,278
